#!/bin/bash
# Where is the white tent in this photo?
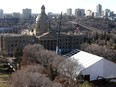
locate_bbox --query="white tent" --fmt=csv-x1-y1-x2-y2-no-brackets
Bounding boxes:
70,51,116,81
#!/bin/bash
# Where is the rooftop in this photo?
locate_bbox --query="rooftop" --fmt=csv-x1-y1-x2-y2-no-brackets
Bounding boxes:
0,33,33,37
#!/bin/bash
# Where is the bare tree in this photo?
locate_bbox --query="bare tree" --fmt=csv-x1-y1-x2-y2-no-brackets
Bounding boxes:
36,50,65,67
82,44,116,62
58,58,81,80
80,43,89,51
10,64,63,87
52,82,64,87
56,58,82,87
10,72,52,87
23,64,45,74
22,44,44,64
22,44,65,68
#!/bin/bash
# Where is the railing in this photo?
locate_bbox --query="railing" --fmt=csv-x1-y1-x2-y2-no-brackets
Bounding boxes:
63,49,80,58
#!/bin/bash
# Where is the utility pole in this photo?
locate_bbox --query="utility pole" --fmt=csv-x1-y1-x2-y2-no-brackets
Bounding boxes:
56,12,62,55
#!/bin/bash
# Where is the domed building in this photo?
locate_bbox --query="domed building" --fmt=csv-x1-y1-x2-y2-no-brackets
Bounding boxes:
34,5,84,54
35,5,50,36
0,5,85,56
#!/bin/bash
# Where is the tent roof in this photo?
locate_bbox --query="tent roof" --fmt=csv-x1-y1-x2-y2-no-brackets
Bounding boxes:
71,51,103,69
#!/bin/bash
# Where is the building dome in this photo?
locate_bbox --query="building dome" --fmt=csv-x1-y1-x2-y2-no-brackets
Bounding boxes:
36,13,48,23
35,5,50,36
36,5,49,23
41,5,45,12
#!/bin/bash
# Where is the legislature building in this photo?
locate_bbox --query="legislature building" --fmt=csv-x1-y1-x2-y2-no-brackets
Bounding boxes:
0,5,84,56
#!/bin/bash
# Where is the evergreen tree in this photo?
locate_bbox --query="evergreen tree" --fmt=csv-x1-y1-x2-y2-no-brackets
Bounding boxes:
13,46,23,69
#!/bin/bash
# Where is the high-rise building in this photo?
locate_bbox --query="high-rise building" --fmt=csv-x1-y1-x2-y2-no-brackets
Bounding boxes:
4,14,12,19
12,12,20,18
22,8,32,19
86,10,92,16
104,9,110,17
94,12,98,17
110,11,114,17
0,9,4,19
96,4,102,16
75,9,85,17
67,8,72,16
102,11,104,17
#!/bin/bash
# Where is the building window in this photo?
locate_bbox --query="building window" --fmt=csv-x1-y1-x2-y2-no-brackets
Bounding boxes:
15,44,17,47
11,44,13,47
23,40,25,42
15,40,17,43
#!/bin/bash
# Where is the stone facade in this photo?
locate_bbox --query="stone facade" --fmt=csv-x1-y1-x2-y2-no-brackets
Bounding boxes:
0,34,34,56
0,5,85,56
35,5,50,36
36,32,84,54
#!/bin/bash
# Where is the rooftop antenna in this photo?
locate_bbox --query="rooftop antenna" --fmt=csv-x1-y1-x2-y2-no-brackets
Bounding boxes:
56,12,62,55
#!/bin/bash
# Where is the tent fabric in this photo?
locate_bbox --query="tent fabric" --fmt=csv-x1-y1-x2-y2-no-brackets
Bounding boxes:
70,51,116,80
71,51,103,69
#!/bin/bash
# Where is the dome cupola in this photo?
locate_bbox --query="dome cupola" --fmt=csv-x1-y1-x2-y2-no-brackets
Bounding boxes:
41,5,45,13
35,5,50,36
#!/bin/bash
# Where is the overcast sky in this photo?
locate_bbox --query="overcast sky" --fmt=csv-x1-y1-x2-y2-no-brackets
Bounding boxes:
0,0,115,14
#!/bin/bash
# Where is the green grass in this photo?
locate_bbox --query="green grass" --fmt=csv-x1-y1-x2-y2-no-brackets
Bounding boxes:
0,74,9,87
0,64,4,66
0,62,7,65
79,81,94,87
0,74,9,78
0,74,9,82
0,62,8,71
0,60,9,87
0,68,8,71
0,82,8,87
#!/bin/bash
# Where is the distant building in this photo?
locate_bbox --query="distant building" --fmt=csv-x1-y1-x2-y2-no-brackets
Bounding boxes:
4,14,12,19
96,4,102,17
92,12,94,17
47,12,60,19
22,8,32,19
86,10,92,16
67,8,72,16
0,27,18,33
110,11,114,17
102,11,104,17
0,9,4,19
48,12,53,16
0,5,85,56
104,9,110,17
34,5,84,54
75,9,85,17
0,34,34,56
104,10,114,18
34,5,49,36
94,11,103,17
12,12,20,18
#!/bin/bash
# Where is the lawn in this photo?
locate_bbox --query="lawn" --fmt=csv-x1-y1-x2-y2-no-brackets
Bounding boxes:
0,58,9,87
0,82,8,87
0,74,9,87
0,74,9,77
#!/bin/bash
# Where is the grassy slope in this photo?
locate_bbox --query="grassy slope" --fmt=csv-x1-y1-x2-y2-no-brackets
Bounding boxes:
0,74,9,87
